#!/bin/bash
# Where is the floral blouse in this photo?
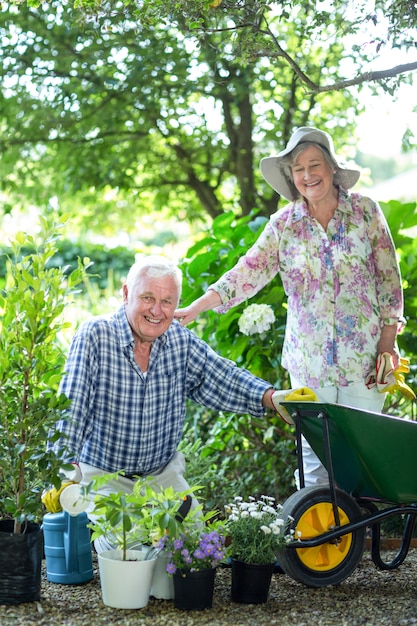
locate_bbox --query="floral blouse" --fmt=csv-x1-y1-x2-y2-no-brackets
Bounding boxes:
210,189,403,388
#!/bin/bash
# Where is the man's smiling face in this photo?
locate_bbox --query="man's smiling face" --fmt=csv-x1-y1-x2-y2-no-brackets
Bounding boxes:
123,272,179,344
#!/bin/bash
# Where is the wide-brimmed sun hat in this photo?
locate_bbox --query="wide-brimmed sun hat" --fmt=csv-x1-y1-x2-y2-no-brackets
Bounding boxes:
260,126,361,201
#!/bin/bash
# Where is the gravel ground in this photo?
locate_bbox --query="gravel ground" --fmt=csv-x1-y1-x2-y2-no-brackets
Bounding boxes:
1,550,417,626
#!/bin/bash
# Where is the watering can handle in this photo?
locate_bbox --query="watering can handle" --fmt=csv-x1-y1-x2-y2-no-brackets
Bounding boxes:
64,512,79,573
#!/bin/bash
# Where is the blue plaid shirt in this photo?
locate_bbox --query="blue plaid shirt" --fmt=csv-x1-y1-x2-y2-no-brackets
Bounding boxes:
52,306,270,474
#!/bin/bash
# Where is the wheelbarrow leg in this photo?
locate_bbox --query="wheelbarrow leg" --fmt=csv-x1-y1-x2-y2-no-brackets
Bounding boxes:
360,500,417,570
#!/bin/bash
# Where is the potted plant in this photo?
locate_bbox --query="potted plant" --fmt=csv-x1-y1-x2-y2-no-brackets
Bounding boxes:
87,473,195,609
0,221,87,604
156,507,227,610
224,495,294,604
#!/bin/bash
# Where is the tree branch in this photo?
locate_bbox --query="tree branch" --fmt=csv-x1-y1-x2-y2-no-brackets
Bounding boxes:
202,15,417,94
255,18,417,93
306,62,417,93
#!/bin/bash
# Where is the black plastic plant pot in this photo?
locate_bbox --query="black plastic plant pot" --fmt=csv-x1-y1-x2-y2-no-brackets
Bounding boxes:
0,520,43,604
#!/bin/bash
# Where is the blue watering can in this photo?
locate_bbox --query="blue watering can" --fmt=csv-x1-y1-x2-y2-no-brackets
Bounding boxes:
43,484,93,584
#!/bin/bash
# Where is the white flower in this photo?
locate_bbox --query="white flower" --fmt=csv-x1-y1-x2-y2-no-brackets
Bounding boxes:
261,495,275,503
270,523,281,535
260,525,272,535
238,304,275,336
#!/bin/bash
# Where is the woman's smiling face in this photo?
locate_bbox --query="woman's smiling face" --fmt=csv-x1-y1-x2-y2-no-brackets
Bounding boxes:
291,145,335,204
123,272,180,343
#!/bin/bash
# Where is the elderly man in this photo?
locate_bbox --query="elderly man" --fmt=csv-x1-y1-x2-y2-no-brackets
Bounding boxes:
50,255,279,550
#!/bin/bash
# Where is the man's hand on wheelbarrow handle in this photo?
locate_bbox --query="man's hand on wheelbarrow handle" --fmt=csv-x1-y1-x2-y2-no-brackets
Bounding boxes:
271,387,318,426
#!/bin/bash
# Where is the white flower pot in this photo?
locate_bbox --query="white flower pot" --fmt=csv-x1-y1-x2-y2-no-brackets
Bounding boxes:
150,551,174,600
98,549,157,609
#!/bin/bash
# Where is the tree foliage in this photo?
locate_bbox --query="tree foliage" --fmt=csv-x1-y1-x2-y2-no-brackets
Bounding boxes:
0,220,87,528
1,0,415,235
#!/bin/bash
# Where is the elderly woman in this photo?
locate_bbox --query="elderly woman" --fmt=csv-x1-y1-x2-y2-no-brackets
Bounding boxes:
175,126,404,487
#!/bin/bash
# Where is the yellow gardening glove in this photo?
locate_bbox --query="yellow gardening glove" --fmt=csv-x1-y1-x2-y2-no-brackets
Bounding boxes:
41,463,82,514
271,387,318,426
285,387,318,403
365,352,416,400
385,372,416,400
42,482,77,513
396,356,411,375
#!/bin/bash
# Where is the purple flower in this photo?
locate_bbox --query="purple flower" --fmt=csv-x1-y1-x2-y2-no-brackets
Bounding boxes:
194,548,205,560
166,562,176,574
163,526,226,571
156,537,166,550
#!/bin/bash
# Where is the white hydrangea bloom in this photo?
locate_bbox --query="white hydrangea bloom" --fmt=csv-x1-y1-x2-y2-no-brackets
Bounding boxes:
238,303,275,336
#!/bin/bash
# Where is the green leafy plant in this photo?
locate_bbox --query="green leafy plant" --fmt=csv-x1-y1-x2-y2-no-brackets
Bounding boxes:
0,219,87,533
87,473,198,561
379,199,417,419
179,210,296,503
180,210,288,387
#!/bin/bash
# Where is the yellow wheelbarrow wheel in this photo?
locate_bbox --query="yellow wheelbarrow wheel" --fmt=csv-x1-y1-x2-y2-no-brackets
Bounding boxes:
279,487,365,587
295,500,353,571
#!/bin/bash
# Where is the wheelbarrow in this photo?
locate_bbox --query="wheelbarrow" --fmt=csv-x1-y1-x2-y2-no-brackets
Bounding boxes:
278,401,417,587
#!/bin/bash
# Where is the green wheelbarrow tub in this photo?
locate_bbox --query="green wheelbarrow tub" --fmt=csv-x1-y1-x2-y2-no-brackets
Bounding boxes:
281,401,417,503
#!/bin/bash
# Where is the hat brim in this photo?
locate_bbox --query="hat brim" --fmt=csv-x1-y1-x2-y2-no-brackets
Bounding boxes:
260,157,360,201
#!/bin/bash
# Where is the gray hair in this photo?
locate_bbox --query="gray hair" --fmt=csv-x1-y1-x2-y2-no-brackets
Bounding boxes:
280,141,339,201
125,255,183,297
282,141,338,180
